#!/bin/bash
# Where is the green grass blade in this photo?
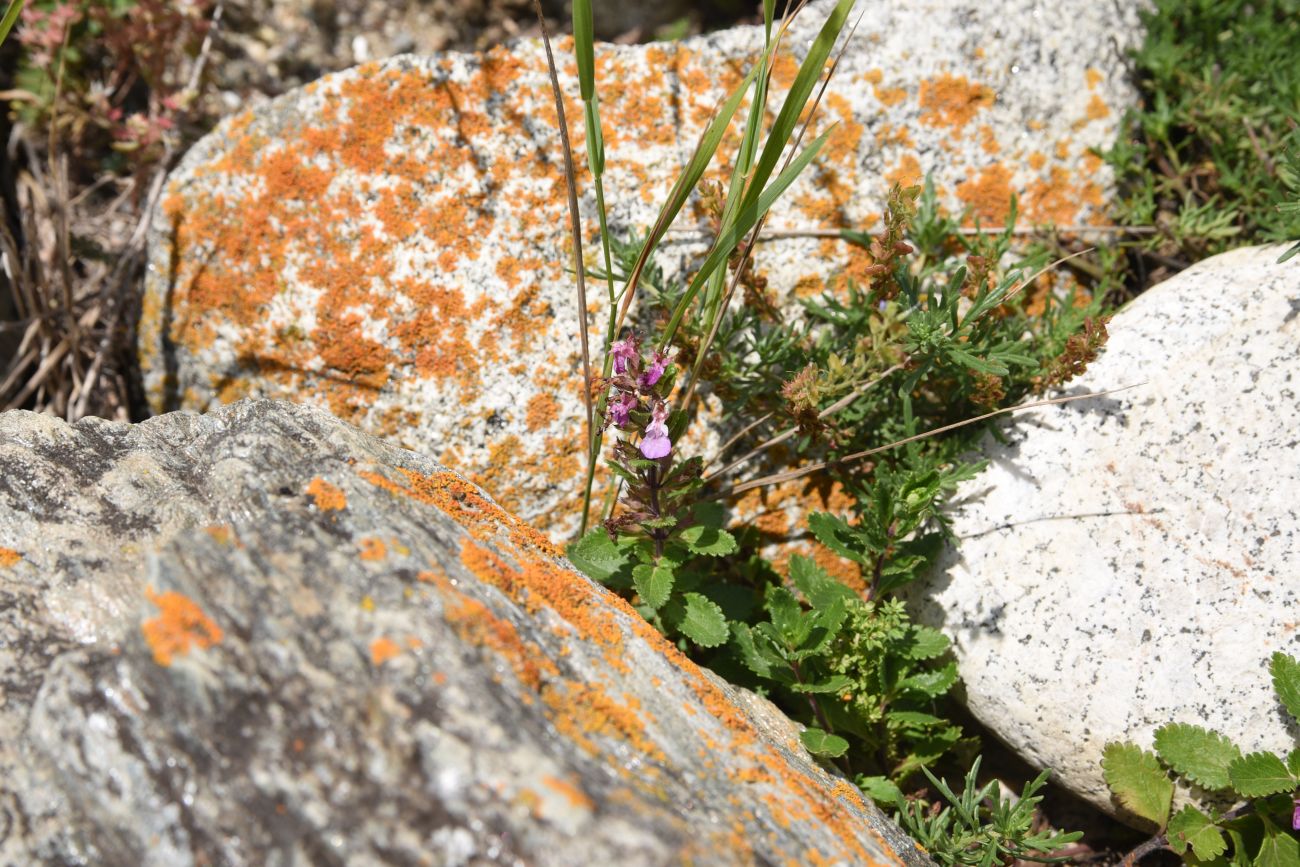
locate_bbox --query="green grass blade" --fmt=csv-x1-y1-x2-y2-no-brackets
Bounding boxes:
613,63,759,331
740,0,854,217
658,127,834,348
0,0,24,48
572,0,595,101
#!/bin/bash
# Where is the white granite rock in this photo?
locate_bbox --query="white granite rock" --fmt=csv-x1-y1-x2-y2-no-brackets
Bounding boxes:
142,0,1145,539
908,244,1300,823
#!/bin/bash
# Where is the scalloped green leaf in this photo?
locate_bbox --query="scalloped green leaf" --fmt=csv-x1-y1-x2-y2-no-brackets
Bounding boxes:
566,529,629,582
678,524,737,557
632,563,674,610
677,593,729,648
905,625,950,660
1167,805,1227,861
899,661,958,698
1287,748,1300,778
800,727,849,758
1271,652,1300,725
1228,752,1295,798
856,775,903,806
1153,723,1242,790
1101,742,1174,829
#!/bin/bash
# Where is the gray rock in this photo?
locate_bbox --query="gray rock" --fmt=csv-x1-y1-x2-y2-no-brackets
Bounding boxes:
908,245,1300,824
142,0,1146,540
0,399,927,866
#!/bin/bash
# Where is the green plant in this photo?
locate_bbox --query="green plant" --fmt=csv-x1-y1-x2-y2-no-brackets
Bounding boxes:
1105,0,1300,276
872,758,1083,867
0,0,23,47
1101,652,1300,865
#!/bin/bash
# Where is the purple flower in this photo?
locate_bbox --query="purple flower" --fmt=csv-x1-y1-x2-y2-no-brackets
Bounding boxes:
610,337,639,375
639,401,672,459
607,392,637,427
1292,797,1300,831
639,350,669,389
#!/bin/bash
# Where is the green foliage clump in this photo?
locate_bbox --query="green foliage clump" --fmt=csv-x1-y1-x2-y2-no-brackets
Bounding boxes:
1106,0,1300,265
872,758,1083,867
1101,652,1300,865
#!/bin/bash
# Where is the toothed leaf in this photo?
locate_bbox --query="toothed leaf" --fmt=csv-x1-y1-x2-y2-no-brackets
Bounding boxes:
567,529,630,582
679,524,737,557
632,563,674,610
677,593,729,648
800,727,849,758
1227,752,1295,798
1167,805,1227,861
1153,723,1242,790
1101,742,1173,828
1271,652,1300,725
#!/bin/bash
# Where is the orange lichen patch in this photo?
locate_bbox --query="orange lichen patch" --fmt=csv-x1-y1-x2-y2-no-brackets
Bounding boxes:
358,537,388,561
205,524,235,545
525,394,560,432
1027,151,1048,170
956,163,1014,225
141,588,224,667
1025,165,1103,226
885,154,923,188
306,477,347,511
978,124,1000,155
918,73,994,130
0,547,22,567
434,571,559,692
541,774,594,810
544,682,665,763
1084,93,1110,121
370,636,402,666
1085,67,1104,90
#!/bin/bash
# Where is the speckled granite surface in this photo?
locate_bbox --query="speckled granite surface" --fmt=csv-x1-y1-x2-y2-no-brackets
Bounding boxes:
908,245,1300,823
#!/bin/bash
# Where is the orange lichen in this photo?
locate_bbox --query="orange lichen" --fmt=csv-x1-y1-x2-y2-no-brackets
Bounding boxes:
358,537,388,561
956,163,1015,225
306,477,347,511
1085,93,1110,121
543,682,665,763
141,588,224,667
885,154,923,188
370,636,402,666
525,394,560,432
0,547,21,567
918,73,994,130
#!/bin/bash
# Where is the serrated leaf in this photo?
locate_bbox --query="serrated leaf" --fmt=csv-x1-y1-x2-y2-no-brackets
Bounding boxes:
1287,748,1300,778
765,586,805,647
800,727,849,758
887,710,945,728
731,623,772,678
678,524,737,557
1256,827,1300,867
899,661,958,698
1272,653,1300,725
566,530,630,582
789,674,852,694
1167,805,1227,860
905,625,950,660
1228,752,1295,798
1101,742,1174,828
632,563,675,610
677,593,729,648
789,554,855,608
806,512,871,565
856,775,903,806
1153,723,1242,790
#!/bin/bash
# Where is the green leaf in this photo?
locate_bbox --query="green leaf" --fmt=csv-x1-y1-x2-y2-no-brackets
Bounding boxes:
1167,805,1227,860
571,0,595,101
1287,748,1300,778
0,0,24,49
887,710,946,729
899,662,958,698
905,625,950,660
566,530,629,582
789,674,852,695
806,512,871,565
677,593,729,648
1271,653,1300,725
1256,827,1300,867
1153,723,1242,790
800,727,849,759
766,585,805,646
1228,752,1295,798
857,775,903,806
632,563,675,610
1101,742,1174,829
679,524,737,557
731,623,772,678
789,554,856,608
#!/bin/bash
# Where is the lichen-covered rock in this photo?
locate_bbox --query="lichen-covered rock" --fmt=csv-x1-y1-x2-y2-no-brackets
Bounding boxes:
143,0,1145,540
907,245,1300,825
0,399,927,866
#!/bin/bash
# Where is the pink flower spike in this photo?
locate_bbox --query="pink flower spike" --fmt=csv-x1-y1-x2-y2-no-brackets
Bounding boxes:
639,350,669,389
639,402,672,459
610,337,639,375
1293,798,1300,831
